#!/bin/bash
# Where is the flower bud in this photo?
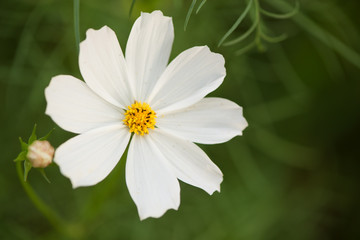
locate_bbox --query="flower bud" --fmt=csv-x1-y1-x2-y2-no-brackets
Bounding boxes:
27,140,54,168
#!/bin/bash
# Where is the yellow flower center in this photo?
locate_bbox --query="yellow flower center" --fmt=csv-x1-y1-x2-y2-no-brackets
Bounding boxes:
123,101,156,135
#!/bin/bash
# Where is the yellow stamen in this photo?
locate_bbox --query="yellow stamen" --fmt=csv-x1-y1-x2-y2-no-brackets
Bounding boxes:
123,101,156,135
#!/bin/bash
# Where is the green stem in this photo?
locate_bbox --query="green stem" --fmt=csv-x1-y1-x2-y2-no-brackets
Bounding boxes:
73,0,80,53
15,162,68,235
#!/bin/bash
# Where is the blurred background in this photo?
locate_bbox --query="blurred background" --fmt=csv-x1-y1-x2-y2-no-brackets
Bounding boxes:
1,0,360,239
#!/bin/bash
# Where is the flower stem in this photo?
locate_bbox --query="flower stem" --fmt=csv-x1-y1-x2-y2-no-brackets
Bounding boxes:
15,162,74,237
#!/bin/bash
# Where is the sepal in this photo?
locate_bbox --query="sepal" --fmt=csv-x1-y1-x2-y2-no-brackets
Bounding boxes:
14,151,27,162
39,128,55,141
19,137,28,151
24,160,32,182
28,124,37,144
39,168,51,183
15,124,55,183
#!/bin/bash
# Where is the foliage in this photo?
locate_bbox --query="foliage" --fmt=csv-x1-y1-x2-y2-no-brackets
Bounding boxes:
1,0,359,239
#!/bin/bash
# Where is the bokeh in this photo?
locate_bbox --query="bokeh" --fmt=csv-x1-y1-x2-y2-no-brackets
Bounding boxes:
1,0,360,239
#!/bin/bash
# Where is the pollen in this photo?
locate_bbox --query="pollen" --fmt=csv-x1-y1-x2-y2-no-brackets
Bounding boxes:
123,101,156,135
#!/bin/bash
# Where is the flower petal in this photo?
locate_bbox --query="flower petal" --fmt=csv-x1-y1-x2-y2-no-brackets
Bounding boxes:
148,46,226,114
126,134,180,220
150,130,223,195
79,26,132,108
45,75,123,134
125,10,174,101
157,97,248,144
55,124,130,188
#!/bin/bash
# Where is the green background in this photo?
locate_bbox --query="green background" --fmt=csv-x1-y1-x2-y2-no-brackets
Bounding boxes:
1,0,360,239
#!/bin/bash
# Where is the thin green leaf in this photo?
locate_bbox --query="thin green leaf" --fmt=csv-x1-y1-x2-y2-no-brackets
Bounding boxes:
28,124,37,144
24,160,32,182
39,128,55,141
184,0,197,31
260,1,299,19
196,0,207,14
267,0,360,69
223,16,259,46
261,32,288,43
14,151,27,162
235,41,256,55
73,0,80,53
39,169,51,183
129,0,136,18
218,0,253,47
19,137,28,151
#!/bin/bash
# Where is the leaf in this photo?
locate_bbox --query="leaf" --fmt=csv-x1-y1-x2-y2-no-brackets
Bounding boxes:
218,0,254,47
260,1,299,19
14,151,27,162
261,32,288,43
235,41,256,55
28,124,37,144
267,0,360,69
184,0,197,31
39,168,51,183
223,16,259,46
196,0,207,14
39,128,55,141
24,160,32,182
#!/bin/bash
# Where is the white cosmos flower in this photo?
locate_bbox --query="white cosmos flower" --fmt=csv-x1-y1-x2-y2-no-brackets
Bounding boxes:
45,10,248,220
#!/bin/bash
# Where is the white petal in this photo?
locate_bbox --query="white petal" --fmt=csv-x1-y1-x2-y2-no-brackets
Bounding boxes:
125,10,174,101
157,98,248,144
79,26,132,108
55,124,130,188
150,130,223,195
126,134,180,220
45,75,123,134
148,46,226,114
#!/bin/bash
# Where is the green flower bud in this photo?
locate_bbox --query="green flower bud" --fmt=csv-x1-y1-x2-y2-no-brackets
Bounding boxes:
27,140,54,168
